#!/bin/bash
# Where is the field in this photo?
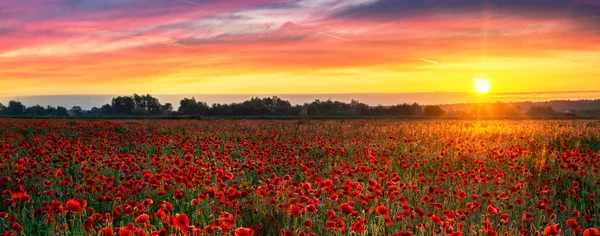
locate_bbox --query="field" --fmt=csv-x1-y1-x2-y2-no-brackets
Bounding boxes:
0,119,599,236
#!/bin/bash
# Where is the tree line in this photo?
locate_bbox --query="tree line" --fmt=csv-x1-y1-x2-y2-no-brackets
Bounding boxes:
0,94,565,117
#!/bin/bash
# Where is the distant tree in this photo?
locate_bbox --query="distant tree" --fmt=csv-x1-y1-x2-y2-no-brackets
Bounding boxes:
6,100,25,116
70,106,83,116
143,94,163,115
112,96,135,115
350,99,370,116
90,107,100,114
527,106,556,117
178,97,209,115
132,107,150,116
386,103,423,116
25,105,47,116
424,105,446,117
0,103,5,115
100,104,113,115
56,106,69,117
162,103,173,113
45,106,57,115
133,94,146,110
411,103,424,116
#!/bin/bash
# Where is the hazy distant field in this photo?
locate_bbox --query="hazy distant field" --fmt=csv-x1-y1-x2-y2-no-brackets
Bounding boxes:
1,119,599,235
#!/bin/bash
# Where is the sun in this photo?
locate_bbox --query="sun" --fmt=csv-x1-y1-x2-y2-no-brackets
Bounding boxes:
474,78,491,94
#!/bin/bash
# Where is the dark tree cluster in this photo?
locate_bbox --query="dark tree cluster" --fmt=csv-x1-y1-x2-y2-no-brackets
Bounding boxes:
1,95,448,117
175,96,438,117
4,94,591,118
0,101,69,117
527,106,557,117
87,94,173,116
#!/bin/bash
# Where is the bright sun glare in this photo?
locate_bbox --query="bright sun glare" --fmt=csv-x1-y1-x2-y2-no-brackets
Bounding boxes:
474,79,491,94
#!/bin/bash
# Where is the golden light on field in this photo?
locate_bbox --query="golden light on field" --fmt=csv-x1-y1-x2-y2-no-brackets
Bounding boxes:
474,79,491,94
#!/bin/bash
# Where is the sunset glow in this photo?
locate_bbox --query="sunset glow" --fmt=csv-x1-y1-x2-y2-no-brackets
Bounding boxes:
0,0,599,100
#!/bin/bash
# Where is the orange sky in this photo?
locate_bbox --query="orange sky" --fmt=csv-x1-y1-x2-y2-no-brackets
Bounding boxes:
1,0,599,100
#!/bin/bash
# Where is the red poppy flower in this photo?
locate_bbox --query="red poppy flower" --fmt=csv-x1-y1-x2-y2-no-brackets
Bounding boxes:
336,219,345,231
11,223,24,234
204,226,215,234
351,217,366,233
583,228,600,236
234,227,255,236
65,199,84,213
566,219,579,229
454,191,467,200
487,205,500,215
173,214,190,233
154,210,167,220
339,203,353,215
375,205,389,215
99,228,113,236
303,220,313,228
544,224,561,236
218,212,236,229
482,221,493,233
428,213,442,225
289,204,304,217
384,214,392,226
153,228,168,236
118,228,133,236
305,204,317,213
135,214,150,224
325,221,337,230
83,216,95,230
396,231,413,236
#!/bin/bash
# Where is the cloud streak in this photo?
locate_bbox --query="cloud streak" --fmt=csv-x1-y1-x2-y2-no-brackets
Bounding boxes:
418,58,439,64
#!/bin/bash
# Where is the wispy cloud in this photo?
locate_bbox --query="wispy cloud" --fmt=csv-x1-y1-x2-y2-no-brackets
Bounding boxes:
282,21,352,42
418,58,439,64
177,0,205,6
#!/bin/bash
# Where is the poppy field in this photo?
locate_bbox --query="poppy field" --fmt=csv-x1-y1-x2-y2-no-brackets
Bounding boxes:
0,119,599,236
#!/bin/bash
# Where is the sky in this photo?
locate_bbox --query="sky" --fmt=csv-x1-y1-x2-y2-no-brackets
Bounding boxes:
1,0,599,103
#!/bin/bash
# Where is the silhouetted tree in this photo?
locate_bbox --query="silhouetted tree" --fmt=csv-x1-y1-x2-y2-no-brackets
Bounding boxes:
163,103,173,111
424,105,446,117
70,106,83,116
178,97,209,115
100,104,113,115
0,103,5,115
133,94,146,110
46,106,57,115
112,96,135,115
25,105,47,116
384,103,423,116
90,107,100,114
6,101,25,116
143,94,163,115
132,108,149,116
527,106,556,117
350,99,370,116
56,106,69,117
